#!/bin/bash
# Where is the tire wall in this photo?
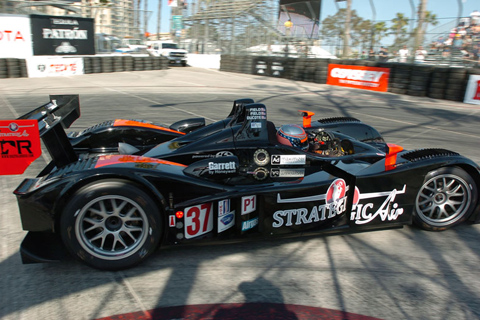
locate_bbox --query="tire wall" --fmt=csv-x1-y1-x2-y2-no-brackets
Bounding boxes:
0,56,169,79
0,58,28,79
220,55,480,102
83,56,168,74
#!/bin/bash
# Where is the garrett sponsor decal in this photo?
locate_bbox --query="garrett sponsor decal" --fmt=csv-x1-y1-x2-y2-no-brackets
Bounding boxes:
208,161,236,174
327,64,390,92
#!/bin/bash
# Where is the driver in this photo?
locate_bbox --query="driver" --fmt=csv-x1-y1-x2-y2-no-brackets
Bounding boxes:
276,124,345,156
276,124,309,151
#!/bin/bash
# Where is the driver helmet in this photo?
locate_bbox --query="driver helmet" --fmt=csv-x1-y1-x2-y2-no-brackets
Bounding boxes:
276,124,309,151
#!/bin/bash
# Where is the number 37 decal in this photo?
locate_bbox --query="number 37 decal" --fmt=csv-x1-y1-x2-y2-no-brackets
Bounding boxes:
185,203,213,239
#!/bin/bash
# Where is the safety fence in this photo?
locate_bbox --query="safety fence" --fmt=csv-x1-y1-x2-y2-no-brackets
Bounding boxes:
220,55,480,102
0,56,169,79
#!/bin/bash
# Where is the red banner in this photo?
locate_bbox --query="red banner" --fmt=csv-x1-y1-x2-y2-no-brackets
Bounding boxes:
327,64,390,92
0,120,41,175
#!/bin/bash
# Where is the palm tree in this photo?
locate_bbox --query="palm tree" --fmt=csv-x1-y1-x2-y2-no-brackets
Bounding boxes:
414,0,428,50
423,11,438,31
390,13,409,50
372,21,388,48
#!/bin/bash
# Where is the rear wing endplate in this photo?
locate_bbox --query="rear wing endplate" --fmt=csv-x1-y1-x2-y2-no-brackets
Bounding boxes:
17,95,80,168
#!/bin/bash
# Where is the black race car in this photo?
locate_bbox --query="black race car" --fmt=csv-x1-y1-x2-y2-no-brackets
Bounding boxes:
4,95,480,270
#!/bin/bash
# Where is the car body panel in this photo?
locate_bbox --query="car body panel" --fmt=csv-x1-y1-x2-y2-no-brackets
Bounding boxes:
4,94,480,267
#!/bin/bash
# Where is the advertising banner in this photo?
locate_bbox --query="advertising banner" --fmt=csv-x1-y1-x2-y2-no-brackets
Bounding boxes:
30,14,94,55
0,120,41,175
464,75,480,105
327,64,390,92
26,56,84,77
0,14,33,58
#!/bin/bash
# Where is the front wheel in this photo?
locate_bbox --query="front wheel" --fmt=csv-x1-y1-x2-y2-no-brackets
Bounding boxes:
60,180,162,270
414,167,478,231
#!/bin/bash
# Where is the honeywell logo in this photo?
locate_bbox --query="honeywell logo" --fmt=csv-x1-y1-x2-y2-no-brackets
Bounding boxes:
330,68,385,83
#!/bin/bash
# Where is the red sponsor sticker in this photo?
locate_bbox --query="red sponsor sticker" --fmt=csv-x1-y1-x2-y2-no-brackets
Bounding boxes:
0,120,41,175
327,64,390,92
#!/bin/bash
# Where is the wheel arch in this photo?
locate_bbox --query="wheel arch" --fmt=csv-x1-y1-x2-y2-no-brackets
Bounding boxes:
455,163,480,223
52,173,169,237
413,164,480,229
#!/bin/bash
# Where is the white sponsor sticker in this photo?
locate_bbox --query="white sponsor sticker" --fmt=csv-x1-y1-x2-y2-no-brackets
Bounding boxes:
242,195,256,215
271,154,306,165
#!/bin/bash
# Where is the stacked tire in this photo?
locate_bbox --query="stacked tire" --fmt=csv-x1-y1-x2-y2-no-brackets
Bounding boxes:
407,65,432,97
236,56,253,74
427,67,449,99
6,58,22,78
219,55,232,72
268,57,286,78
0,59,7,79
113,56,124,72
133,57,144,71
143,57,153,70
152,56,162,70
123,56,134,71
314,59,330,84
83,57,93,74
444,67,468,101
303,59,317,82
101,56,113,73
91,57,102,73
291,58,307,81
253,57,268,76
389,63,412,95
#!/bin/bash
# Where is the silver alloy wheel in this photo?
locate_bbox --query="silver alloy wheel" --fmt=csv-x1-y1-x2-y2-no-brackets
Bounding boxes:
74,195,149,260
416,173,472,227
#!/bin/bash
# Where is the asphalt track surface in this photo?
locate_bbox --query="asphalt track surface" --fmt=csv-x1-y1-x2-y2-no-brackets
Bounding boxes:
1,67,480,320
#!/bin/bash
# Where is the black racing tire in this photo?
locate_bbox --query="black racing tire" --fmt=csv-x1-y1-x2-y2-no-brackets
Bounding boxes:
60,179,162,270
414,167,478,231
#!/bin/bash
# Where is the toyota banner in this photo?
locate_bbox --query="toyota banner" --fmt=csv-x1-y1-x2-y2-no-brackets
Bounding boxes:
30,14,94,56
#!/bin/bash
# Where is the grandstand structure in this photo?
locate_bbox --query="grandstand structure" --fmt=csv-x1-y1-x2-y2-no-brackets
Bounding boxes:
179,0,321,54
1,0,322,54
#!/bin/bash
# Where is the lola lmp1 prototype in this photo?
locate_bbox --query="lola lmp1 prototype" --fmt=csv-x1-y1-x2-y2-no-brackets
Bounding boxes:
3,95,480,270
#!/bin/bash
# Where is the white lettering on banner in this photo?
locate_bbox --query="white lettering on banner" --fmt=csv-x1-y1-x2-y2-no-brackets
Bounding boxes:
273,179,407,228
273,179,348,227
50,19,79,25
208,161,236,174
0,30,25,41
49,64,77,73
242,217,259,231
27,57,84,78
273,197,348,227
350,185,406,224
42,28,88,40
0,130,29,138
330,68,384,83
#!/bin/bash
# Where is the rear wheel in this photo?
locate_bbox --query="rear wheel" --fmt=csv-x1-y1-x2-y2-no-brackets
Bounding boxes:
414,167,477,231
60,180,162,270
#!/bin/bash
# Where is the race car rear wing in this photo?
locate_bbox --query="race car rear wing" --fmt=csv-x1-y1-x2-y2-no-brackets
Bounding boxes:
17,95,80,168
